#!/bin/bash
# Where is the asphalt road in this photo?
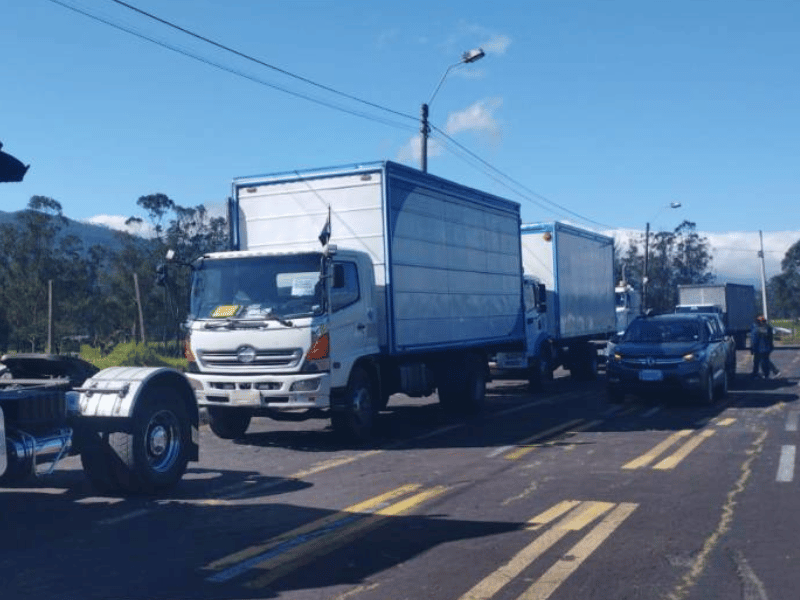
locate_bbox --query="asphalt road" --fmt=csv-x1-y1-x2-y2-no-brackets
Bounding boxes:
2,348,800,600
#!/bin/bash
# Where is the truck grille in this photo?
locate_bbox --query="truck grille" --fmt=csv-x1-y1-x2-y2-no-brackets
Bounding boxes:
198,348,303,369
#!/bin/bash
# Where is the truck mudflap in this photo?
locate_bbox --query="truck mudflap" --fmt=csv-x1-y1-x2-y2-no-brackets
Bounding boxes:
75,367,199,493
76,366,199,461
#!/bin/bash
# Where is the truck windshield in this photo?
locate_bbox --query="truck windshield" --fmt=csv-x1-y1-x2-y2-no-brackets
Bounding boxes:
190,253,324,320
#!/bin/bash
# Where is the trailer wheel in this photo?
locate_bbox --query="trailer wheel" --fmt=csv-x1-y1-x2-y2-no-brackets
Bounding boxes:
207,406,252,439
331,367,375,443
108,386,191,494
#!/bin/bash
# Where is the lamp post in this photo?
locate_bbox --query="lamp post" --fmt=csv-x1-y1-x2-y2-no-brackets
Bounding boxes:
420,47,485,172
642,202,682,312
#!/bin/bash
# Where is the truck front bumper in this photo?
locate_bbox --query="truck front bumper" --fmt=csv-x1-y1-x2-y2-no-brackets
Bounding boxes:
188,372,331,411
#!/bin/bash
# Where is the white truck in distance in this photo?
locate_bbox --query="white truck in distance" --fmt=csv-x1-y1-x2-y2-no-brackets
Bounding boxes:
184,161,528,441
492,222,617,389
675,283,756,349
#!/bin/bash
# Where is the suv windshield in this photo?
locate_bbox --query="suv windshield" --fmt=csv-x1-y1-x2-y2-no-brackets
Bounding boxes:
190,253,323,319
623,319,706,343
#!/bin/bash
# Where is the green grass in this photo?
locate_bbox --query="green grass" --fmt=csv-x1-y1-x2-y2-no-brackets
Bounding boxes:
80,342,188,371
772,319,800,345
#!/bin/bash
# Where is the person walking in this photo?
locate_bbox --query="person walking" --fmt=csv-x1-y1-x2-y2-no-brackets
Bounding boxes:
750,315,779,378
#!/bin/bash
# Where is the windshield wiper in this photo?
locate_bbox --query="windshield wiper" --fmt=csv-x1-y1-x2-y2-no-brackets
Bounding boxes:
202,313,294,329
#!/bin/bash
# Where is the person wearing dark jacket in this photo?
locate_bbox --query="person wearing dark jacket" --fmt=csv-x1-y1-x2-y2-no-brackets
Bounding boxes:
750,315,780,378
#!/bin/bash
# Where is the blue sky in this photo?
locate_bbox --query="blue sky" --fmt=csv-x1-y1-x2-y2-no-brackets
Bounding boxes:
2,0,798,281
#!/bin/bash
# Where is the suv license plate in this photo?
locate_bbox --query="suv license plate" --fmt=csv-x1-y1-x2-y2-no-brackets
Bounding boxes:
639,369,663,382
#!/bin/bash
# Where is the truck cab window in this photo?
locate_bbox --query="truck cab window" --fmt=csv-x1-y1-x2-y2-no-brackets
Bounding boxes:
331,262,359,312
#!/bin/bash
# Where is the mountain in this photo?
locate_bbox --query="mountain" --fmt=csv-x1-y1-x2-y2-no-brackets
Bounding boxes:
0,209,136,252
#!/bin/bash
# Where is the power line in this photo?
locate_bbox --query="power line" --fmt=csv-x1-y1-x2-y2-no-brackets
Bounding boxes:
431,125,615,230
106,0,417,124
48,0,609,231
45,0,418,132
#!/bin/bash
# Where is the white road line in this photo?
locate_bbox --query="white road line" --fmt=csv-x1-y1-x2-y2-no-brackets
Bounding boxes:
640,407,662,418
776,445,796,483
786,411,799,432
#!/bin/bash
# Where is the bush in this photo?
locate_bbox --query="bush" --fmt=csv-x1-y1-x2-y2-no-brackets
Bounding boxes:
80,342,187,371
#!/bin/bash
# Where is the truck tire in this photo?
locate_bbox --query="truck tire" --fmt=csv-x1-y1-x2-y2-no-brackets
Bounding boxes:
331,367,375,443
528,350,552,392
437,353,486,413
207,406,252,439
571,344,598,381
463,353,487,413
0,443,32,486
107,386,192,494
80,431,129,494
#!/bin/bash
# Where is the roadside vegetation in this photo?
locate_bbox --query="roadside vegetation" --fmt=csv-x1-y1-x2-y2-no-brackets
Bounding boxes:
1,195,798,362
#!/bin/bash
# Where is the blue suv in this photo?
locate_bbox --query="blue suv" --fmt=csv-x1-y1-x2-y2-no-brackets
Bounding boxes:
606,313,730,404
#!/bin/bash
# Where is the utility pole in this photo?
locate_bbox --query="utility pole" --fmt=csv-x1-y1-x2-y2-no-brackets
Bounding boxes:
758,230,768,320
47,280,52,354
420,103,429,173
133,273,146,344
642,222,650,312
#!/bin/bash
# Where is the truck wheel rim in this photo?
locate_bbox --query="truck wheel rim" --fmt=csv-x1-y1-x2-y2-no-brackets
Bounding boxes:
147,410,181,472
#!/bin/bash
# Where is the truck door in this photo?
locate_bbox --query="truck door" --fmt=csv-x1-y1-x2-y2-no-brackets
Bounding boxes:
524,280,544,358
328,260,375,388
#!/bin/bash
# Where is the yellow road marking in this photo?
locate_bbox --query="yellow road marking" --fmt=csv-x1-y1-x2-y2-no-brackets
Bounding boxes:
245,485,449,588
291,450,384,478
204,483,421,572
622,430,692,470
519,503,638,600
653,429,716,470
503,419,586,461
457,501,615,600
715,417,736,427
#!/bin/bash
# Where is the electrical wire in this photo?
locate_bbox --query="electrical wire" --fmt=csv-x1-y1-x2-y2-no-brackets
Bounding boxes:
47,0,610,231
45,0,418,132
106,0,417,124
431,125,615,230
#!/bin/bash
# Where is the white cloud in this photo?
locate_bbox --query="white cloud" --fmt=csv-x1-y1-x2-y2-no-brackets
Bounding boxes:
608,228,798,285
480,34,512,55
445,97,503,142
396,134,443,165
84,214,154,237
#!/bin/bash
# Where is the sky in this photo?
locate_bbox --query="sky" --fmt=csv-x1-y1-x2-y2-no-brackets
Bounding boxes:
2,0,799,284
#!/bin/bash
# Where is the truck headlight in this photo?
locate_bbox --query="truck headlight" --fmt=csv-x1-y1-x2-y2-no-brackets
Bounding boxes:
290,379,321,392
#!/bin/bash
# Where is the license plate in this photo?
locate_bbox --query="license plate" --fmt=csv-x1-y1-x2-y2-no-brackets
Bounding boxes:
639,369,663,381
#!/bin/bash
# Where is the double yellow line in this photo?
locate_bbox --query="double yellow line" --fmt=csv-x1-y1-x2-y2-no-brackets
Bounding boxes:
622,418,735,471
459,500,638,600
203,483,447,588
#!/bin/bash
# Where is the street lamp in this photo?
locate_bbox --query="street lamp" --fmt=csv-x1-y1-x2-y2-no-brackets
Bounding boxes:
420,47,485,172
642,202,682,312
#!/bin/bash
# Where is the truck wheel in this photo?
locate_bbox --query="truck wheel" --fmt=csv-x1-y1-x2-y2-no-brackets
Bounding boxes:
572,345,598,381
462,353,487,413
331,367,374,443
79,432,123,494
0,444,32,486
108,387,191,494
207,406,252,439
528,351,552,392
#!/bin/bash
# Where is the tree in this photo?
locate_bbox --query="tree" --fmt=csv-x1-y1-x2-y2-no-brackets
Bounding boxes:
615,220,714,314
769,238,800,319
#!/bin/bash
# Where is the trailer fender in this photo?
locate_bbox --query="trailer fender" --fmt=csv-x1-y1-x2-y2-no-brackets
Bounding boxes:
75,367,199,460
